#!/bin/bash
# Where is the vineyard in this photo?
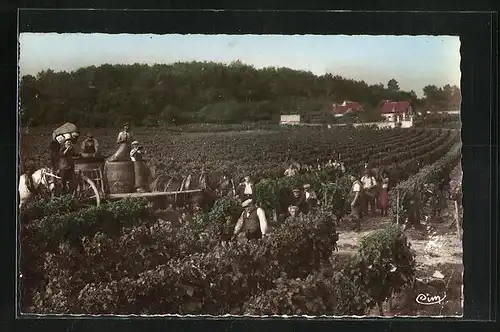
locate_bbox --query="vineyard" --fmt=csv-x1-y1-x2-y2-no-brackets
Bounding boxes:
21,126,456,181
19,125,463,316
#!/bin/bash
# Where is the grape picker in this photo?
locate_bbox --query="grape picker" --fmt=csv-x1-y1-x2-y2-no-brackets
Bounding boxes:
232,199,268,240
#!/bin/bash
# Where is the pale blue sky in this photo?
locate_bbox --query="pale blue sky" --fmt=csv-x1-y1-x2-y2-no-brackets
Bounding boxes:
19,33,460,97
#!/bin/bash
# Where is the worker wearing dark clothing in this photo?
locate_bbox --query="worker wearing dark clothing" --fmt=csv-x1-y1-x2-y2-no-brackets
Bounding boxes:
59,140,75,194
292,188,309,214
233,199,268,241
303,184,318,212
49,140,60,171
81,133,100,158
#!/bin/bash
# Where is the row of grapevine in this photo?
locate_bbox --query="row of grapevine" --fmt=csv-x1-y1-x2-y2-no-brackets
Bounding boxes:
389,141,462,224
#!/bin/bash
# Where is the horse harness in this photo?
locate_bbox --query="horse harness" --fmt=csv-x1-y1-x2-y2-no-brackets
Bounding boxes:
25,169,59,194
183,173,208,191
42,169,60,188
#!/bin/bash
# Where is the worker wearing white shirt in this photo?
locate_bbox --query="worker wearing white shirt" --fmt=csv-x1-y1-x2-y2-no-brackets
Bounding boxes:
130,141,148,192
349,175,363,231
129,141,143,162
284,164,298,177
361,170,378,215
233,199,268,240
236,175,255,201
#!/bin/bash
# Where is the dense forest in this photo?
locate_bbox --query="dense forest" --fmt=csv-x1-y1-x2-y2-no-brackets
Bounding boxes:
19,61,461,127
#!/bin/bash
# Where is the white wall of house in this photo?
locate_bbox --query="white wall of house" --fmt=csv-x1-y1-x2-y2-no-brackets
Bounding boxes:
401,119,413,128
441,110,460,115
382,112,413,122
280,114,301,125
327,117,414,129
354,119,413,129
382,113,396,122
353,122,395,129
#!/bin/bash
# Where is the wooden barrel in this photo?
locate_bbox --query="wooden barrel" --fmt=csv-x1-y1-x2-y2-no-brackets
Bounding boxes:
74,157,105,172
105,161,135,194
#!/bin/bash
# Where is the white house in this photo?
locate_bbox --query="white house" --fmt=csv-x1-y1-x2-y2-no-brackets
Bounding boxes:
279,114,301,126
379,100,413,122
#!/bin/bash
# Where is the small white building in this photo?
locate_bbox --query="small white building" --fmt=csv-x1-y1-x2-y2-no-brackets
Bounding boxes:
379,100,414,123
280,114,301,126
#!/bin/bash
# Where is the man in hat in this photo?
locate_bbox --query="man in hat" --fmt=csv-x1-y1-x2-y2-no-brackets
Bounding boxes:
288,205,300,217
292,187,308,214
129,141,143,162
303,184,318,211
130,141,148,192
285,205,305,222
59,139,75,194
117,122,134,145
233,199,268,241
235,175,255,202
80,132,100,158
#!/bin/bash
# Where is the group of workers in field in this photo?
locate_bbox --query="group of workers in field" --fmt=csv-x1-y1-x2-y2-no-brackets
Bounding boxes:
42,122,148,195
231,167,387,240
216,155,454,240
282,156,391,230
229,153,389,241
29,121,455,243
229,168,321,241
230,182,319,242
348,166,391,231
283,158,346,178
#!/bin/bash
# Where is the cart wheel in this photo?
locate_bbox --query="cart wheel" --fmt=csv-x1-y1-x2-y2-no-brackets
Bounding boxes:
73,174,101,206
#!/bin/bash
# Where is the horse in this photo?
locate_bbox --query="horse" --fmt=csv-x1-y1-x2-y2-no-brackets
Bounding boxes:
207,171,236,198
18,167,58,209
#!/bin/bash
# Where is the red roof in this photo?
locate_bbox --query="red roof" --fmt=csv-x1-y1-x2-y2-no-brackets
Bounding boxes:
334,102,362,115
379,100,411,114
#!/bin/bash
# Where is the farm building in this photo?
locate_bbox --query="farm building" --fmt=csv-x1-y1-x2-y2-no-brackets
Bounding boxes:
279,114,301,126
379,100,413,122
333,101,363,117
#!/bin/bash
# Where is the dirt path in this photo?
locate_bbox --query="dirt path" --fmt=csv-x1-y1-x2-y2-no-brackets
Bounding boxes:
335,162,463,316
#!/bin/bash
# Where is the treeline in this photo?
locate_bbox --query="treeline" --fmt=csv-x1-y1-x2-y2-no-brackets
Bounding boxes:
19,61,460,127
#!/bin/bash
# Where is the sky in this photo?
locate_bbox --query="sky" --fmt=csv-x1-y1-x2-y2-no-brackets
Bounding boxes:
19,33,461,97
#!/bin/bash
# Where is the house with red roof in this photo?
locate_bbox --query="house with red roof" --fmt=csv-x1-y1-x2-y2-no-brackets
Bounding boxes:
333,101,363,117
378,100,413,123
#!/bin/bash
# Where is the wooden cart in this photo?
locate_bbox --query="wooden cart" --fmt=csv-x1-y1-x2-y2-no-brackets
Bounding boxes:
73,157,203,207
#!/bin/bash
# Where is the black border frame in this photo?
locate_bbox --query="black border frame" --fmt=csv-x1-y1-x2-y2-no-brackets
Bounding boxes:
1,6,498,332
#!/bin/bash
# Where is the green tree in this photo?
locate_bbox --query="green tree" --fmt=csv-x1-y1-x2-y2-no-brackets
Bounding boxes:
387,78,400,91
18,62,457,127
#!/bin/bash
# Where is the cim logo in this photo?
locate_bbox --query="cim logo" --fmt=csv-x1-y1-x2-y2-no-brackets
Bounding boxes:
415,293,447,305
